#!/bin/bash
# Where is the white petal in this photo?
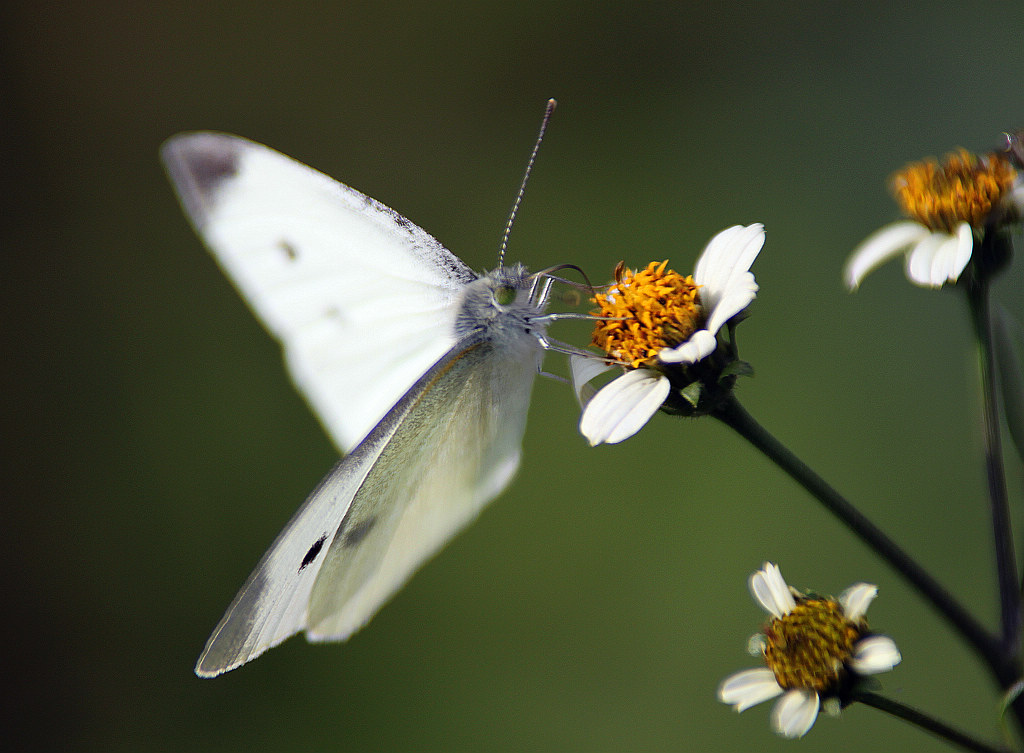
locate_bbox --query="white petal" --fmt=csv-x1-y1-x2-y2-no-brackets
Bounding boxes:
844,221,928,290
950,222,974,281
905,231,947,287
838,582,877,621
658,328,717,364
569,354,613,406
749,562,796,618
718,668,783,711
925,226,972,287
578,368,670,446
694,224,765,313
704,271,758,336
928,232,958,286
693,225,744,289
772,689,819,738
849,635,901,675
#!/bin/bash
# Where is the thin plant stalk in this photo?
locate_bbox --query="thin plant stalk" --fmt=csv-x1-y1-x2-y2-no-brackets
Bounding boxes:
852,690,1010,753
966,271,1020,655
712,394,1024,731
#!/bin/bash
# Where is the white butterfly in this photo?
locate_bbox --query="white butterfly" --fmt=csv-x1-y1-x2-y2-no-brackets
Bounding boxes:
163,119,566,677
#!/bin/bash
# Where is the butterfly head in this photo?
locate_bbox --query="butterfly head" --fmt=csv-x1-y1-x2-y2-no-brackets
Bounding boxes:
453,263,549,350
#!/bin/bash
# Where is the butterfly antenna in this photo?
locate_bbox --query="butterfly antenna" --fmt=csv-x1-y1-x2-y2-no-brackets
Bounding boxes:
498,98,557,268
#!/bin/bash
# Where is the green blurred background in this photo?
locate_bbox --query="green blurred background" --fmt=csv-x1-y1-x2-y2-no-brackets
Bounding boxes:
5,2,1022,751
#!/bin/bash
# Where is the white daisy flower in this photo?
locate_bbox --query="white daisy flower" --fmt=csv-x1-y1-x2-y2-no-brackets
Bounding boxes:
845,148,1021,290
718,563,901,739
572,224,764,446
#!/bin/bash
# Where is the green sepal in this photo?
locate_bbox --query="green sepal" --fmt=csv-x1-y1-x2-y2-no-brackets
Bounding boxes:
719,360,754,381
680,380,703,408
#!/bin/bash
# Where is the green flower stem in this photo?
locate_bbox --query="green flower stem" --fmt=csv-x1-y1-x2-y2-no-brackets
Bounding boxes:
965,274,1020,655
852,690,1010,753
712,393,1002,673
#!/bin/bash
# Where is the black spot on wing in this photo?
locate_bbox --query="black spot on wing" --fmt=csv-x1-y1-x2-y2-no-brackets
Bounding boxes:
161,133,242,227
278,239,298,260
342,515,377,548
299,534,328,571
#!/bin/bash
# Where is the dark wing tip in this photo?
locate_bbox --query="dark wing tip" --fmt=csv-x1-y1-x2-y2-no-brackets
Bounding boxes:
161,132,245,228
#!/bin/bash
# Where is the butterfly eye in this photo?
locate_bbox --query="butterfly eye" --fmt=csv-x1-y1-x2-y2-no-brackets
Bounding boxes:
493,284,517,306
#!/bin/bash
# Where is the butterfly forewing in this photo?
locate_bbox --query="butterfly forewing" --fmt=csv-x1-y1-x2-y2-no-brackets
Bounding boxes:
161,133,477,451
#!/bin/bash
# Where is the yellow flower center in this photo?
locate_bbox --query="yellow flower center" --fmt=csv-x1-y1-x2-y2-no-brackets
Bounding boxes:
762,598,864,694
892,149,1017,233
590,261,704,367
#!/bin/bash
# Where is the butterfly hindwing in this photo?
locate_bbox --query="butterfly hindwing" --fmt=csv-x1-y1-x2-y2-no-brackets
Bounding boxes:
195,335,539,677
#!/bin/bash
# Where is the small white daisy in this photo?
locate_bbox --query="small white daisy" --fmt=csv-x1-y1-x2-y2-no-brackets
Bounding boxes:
845,148,1022,290
572,223,764,446
718,563,902,738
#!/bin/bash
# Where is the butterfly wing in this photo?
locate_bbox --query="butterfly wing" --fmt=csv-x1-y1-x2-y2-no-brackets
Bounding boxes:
195,334,541,677
161,132,477,451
